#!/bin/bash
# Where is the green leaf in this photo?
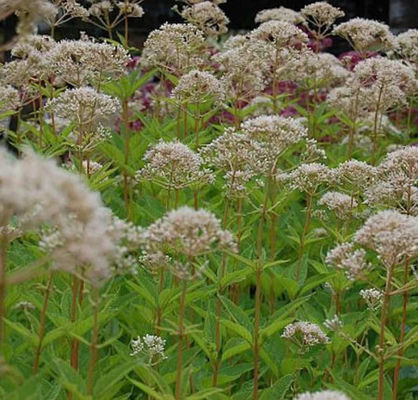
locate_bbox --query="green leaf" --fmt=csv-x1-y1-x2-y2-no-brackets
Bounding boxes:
260,374,294,400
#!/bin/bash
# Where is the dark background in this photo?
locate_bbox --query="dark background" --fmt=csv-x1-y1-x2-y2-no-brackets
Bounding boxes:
1,0,417,49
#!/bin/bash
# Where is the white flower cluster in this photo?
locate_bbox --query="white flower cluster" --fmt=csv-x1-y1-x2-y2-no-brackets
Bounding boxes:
172,70,226,105
326,243,369,280
300,2,344,28
318,191,357,220
354,210,418,267
137,140,214,190
241,115,308,174
46,87,119,129
141,23,205,73
359,288,383,311
255,7,304,25
0,149,120,287
278,163,332,194
180,1,229,36
333,18,395,53
143,207,236,261
130,334,167,362
282,321,330,349
294,390,351,400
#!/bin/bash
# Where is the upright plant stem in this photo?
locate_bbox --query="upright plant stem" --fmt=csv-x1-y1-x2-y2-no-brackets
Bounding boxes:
175,280,187,400
122,99,131,218
392,257,410,400
347,91,359,160
124,15,129,45
295,193,313,280
371,86,383,166
70,276,79,370
212,198,231,385
0,220,9,351
393,190,412,399
378,264,394,400
33,272,54,374
87,290,100,395
253,177,271,400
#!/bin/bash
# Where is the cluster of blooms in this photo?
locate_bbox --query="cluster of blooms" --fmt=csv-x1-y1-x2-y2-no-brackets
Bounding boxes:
326,243,369,280
300,2,344,31
178,1,229,37
240,115,308,174
354,210,418,267
282,321,330,350
359,288,383,311
0,86,20,114
0,0,57,39
365,146,418,215
392,29,418,66
172,70,226,105
89,0,144,18
0,149,120,286
255,7,304,25
130,334,167,363
318,191,358,220
140,23,205,73
143,207,236,258
200,128,256,197
352,57,417,112
333,18,395,54
48,37,130,86
212,36,269,100
294,390,351,400
136,140,214,190
278,163,332,195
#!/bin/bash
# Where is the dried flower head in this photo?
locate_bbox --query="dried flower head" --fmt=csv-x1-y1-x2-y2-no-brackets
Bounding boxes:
354,210,418,266
172,70,226,105
141,23,205,73
359,288,383,311
180,1,229,36
136,140,214,190
282,321,330,350
255,7,304,25
326,242,369,280
294,390,351,400
333,18,395,54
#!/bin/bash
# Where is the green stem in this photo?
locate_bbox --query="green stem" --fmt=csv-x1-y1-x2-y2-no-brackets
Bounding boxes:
295,193,313,280
33,272,54,374
87,289,100,395
378,264,394,400
175,281,187,400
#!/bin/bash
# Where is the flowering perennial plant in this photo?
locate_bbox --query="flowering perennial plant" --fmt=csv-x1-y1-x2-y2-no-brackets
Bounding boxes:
0,2,417,400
